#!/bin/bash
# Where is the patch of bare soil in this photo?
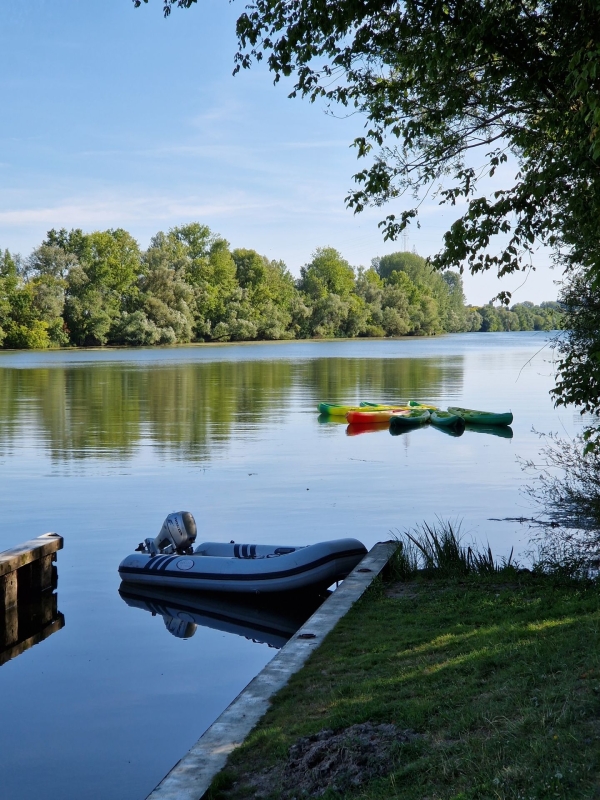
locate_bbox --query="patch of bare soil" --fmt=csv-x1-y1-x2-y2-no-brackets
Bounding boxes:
385,581,422,600
240,722,417,799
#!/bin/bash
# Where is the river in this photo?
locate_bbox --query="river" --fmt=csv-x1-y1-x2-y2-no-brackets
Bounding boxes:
0,332,578,799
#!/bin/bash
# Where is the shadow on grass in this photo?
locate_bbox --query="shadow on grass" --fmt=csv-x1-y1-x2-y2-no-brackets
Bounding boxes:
207,569,600,800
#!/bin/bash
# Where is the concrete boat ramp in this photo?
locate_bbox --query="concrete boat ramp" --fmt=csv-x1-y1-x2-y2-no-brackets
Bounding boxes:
146,541,396,800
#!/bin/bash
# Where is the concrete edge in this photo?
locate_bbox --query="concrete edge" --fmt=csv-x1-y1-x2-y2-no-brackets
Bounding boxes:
146,540,398,800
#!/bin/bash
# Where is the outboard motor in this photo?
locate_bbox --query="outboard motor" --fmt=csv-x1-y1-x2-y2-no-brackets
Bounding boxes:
137,511,197,555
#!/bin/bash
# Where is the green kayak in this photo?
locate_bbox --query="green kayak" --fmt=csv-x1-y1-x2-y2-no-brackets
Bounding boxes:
430,410,466,434
389,409,430,432
448,406,513,427
361,400,438,410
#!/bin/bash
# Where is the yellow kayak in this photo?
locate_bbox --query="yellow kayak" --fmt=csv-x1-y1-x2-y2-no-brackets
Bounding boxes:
362,400,439,410
318,402,407,417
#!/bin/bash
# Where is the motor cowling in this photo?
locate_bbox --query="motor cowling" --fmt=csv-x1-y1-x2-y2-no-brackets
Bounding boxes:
141,511,197,555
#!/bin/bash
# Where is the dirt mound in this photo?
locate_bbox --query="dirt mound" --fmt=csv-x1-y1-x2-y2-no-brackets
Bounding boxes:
244,722,417,799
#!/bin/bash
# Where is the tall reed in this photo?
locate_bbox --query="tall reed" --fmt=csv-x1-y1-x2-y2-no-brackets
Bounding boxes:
389,519,516,579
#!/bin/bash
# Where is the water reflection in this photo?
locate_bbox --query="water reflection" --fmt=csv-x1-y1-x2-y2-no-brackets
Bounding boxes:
317,414,346,425
0,355,464,464
387,421,513,439
1,591,64,667
389,424,427,438
346,423,389,437
118,584,327,649
464,423,514,439
431,423,465,438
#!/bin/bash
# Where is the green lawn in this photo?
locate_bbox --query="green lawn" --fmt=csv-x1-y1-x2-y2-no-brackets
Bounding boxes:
207,575,600,799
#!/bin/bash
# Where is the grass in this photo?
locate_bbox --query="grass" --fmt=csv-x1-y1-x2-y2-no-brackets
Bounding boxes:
205,537,600,799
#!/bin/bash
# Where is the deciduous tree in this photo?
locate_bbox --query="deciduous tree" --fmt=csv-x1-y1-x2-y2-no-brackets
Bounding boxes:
139,0,600,434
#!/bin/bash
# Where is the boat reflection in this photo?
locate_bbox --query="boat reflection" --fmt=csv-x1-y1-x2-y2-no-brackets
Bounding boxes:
317,414,346,425
431,422,464,438
118,584,328,649
388,424,427,437
465,423,513,439
345,422,389,436
389,422,513,439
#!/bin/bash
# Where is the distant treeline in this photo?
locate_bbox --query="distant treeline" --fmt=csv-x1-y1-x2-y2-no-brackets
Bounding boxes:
0,224,562,349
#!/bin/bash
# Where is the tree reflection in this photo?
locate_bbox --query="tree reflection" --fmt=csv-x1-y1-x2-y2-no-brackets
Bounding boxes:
0,354,463,463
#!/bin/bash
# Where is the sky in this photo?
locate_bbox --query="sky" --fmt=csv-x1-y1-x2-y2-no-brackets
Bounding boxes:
0,0,560,305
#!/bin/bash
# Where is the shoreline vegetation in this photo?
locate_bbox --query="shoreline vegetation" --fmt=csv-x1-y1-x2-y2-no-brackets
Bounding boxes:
205,525,600,800
0,224,562,350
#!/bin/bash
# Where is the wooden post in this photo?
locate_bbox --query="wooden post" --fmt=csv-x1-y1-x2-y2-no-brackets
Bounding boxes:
38,591,56,627
0,572,17,609
1,605,18,649
29,554,54,593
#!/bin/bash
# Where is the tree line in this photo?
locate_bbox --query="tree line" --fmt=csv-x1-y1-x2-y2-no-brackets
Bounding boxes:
0,224,561,349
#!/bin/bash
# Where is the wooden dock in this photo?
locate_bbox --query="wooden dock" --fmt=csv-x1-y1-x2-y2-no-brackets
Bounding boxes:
0,532,63,608
0,533,64,667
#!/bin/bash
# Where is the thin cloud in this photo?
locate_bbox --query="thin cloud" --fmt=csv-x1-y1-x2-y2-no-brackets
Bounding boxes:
0,193,271,228
75,138,350,160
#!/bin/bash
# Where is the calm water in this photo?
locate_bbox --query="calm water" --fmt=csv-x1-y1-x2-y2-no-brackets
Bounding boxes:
0,333,579,799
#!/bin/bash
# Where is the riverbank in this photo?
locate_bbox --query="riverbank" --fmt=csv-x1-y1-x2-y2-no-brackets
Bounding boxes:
205,572,600,799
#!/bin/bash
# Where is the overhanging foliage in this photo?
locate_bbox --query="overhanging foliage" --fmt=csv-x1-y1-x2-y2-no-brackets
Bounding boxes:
135,0,600,433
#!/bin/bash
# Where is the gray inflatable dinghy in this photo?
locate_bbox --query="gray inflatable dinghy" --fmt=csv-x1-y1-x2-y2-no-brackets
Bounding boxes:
118,512,367,594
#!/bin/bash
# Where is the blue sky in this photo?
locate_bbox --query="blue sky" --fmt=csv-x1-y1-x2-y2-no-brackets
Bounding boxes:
0,0,559,304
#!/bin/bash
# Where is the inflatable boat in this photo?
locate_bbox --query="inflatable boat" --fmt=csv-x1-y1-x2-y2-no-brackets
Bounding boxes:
118,512,368,594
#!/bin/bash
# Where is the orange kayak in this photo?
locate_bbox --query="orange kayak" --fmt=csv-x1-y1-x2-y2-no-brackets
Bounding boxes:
346,408,411,424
